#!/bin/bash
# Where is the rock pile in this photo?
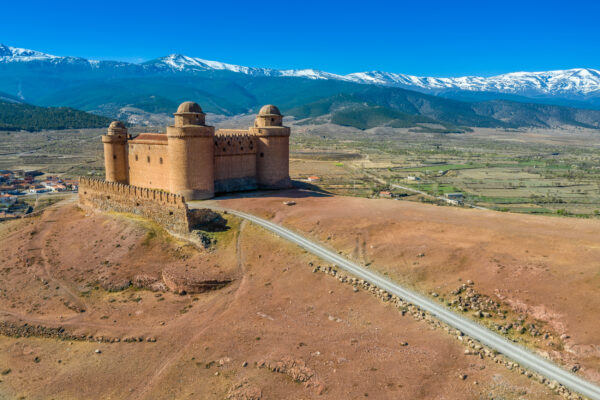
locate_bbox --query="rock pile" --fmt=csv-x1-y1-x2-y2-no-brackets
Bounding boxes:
161,268,231,294
308,263,583,400
0,321,157,344
257,356,324,394
227,379,262,400
448,283,553,340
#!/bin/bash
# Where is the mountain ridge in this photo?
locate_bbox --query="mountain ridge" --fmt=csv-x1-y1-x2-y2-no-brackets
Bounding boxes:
3,44,600,100
2,44,600,131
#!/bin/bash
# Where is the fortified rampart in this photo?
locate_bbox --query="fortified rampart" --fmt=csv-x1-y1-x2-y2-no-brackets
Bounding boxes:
78,177,214,234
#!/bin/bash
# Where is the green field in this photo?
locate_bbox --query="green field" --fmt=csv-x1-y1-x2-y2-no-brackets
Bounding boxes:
290,125,600,217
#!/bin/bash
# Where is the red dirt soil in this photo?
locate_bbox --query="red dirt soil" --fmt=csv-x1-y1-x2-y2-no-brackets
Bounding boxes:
0,201,559,399
216,189,600,384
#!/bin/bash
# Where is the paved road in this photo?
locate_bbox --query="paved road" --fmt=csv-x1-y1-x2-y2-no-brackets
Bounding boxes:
194,203,600,400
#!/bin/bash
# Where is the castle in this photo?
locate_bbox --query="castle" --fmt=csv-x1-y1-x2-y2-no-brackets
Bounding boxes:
102,102,291,200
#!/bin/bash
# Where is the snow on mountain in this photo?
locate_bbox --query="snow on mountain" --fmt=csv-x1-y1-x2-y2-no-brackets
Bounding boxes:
147,54,351,81
0,44,62,62
132,53,600,98
2,44,600,98
0,44,125,69
344,69,600,97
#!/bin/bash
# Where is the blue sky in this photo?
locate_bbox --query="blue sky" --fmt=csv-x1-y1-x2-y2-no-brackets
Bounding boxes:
3,0,600,77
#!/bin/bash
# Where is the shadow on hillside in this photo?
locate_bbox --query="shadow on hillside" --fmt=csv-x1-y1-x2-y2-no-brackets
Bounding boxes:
212,180,332,201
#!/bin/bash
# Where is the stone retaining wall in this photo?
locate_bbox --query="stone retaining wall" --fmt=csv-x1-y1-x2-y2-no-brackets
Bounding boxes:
78,177,213,234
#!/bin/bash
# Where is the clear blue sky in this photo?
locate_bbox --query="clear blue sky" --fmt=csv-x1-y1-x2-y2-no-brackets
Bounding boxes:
3,0,600,77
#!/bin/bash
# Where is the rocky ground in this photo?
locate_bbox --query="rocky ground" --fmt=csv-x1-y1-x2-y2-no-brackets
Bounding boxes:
214,189,600,387
0,200,562,399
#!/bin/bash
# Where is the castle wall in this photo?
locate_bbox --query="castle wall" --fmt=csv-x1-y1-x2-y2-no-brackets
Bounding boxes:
213,130,258,193
127,141,170,191
78,177,208,234
254,134,291,188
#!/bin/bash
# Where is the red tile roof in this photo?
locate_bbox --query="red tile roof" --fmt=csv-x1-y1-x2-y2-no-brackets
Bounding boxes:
131,133,168,142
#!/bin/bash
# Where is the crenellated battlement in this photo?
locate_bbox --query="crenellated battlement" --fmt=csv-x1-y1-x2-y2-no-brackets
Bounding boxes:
214,131,257,156
215,129,251,136
79,177,186,206
78,177,215,234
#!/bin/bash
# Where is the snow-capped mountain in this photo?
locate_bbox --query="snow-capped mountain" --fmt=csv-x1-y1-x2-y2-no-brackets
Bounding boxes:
145,54,350,81
2,44,600,100
0,44,132,70
142,53,600,98
344,69,600,97
0,44,63,62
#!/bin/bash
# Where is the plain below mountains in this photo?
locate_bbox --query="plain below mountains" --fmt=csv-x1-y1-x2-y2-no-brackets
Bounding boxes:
2,44,600,131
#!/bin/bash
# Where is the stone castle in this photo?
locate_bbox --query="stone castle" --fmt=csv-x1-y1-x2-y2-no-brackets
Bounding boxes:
102,101,291,200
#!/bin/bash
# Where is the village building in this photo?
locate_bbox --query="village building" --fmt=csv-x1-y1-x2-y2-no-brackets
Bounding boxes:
102,102,291,200
445,192,464,205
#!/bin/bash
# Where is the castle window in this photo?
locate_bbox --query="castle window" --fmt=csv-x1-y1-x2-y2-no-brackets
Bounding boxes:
223,148,226,152
260,152,264,158
241,147,244,151
147,156,150,163
271,118,274,122
113,154,117,160
160,157,163,164
135,155,138,161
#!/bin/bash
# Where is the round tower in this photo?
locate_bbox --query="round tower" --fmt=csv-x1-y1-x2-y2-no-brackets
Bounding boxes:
166,102,215,200
249,105,291,189
101,121,128,183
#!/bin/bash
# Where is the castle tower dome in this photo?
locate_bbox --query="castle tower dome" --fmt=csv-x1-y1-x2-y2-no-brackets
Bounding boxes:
249,104,291,189
174,101,206,126
102,121,128,183
255,104,283,127
167,101,215,200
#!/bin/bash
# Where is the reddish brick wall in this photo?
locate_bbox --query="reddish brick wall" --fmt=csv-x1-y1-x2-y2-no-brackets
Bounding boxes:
128,140,170,191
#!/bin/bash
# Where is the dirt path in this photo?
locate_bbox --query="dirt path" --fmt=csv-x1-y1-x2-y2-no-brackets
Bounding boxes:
131,220,249,400
25,205,88,314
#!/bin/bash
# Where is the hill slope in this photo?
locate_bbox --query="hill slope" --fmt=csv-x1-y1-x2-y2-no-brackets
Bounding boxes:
0,100,113,131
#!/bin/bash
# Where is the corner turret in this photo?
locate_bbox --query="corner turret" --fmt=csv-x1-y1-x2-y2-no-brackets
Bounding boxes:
102,121,129,183
249,105,291,189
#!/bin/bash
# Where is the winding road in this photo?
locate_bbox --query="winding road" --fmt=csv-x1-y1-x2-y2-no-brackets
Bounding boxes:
194,203,600,400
